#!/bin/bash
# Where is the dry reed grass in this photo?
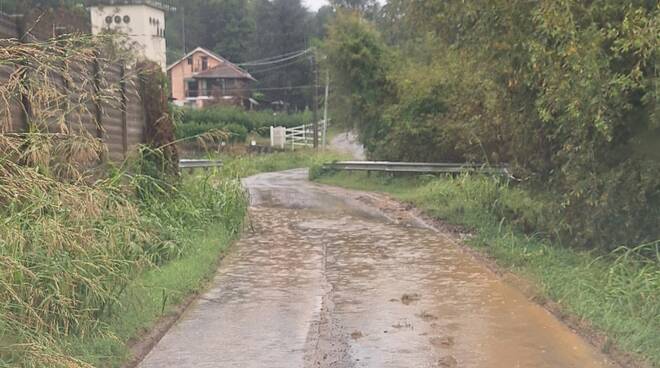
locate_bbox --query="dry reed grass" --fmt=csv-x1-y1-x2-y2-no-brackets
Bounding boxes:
0,34,246,367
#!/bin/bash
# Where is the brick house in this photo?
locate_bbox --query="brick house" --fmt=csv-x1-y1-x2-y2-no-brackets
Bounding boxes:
167,47,256,108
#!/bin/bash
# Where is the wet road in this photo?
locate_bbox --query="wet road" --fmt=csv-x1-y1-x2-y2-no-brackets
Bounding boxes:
140,169,616,368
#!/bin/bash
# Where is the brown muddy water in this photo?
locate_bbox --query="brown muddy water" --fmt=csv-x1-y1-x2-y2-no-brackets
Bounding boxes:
139,169,617,368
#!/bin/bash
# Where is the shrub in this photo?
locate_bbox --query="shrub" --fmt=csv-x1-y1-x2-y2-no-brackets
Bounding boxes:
176,121,249,143
174,106,313,142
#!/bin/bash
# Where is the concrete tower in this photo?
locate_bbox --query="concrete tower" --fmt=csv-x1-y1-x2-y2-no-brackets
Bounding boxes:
90,1,171,70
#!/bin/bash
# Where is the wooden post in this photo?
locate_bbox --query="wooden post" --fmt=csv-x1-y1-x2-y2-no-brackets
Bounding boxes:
312,55,319,150
120,63,128,158
92,55,105,163
270,126,274,147
322,70,329,149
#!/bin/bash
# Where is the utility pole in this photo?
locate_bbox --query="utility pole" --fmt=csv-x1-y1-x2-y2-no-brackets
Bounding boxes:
322,69,329,149
312,54,319,150
181,5,187,54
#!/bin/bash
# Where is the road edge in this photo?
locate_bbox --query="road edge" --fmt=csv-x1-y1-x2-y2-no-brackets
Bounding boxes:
121,228,244,368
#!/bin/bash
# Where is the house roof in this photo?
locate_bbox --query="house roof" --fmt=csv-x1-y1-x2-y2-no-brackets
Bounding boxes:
194,63,256,81
166,47,255,81
167,47,220,71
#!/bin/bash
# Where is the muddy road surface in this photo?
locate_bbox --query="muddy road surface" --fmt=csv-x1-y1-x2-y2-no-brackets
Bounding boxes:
140,169,616,368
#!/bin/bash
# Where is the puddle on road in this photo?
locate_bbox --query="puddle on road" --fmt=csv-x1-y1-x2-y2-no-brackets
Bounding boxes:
142,170,616,368
296,213,613,368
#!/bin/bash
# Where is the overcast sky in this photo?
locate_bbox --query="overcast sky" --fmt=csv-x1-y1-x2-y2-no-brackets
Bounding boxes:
303,0,329,11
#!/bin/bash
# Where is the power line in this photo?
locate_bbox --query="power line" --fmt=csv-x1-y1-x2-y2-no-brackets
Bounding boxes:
236,48,313,67
247,57,309,74
237,49,311,67
236,48,310,65
246,85,320,92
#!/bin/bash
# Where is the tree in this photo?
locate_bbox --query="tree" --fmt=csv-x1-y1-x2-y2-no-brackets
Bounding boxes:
326,1,660,249
208,0,254,61
247,0,314,110
308,5,335,39
322,11,393,152
329,0,377,12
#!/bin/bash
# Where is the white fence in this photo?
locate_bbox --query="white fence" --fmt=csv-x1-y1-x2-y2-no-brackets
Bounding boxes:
270,121,327,150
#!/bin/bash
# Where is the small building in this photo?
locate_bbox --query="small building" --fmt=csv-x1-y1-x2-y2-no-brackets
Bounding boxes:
90,0,171,70
167,47,256,109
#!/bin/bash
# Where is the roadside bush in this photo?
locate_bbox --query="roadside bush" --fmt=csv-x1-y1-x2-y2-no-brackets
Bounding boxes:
308,162,333,181
174,106,313,141
176,121,249,143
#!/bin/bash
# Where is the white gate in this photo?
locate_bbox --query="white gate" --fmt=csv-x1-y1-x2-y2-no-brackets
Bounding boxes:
271,121,327,150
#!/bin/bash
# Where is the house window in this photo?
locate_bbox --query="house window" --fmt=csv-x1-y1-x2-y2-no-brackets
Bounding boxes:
187,80,199,98
201,57,208,71
187,57,193,65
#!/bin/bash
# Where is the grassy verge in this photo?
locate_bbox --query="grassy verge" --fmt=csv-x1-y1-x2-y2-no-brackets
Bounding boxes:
61,173,247,368
315,171,659,366
68,225,234,367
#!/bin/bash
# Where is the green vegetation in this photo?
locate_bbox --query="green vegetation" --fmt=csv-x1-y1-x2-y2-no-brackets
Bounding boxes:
69,204,241,367
315,171,659,365
0,141,247,367
0,32,236,368
174,106,313,143
0,126,342,367
219,149,349,178
323,3,659,251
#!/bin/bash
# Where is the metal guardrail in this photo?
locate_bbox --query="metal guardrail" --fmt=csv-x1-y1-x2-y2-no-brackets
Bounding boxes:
179,159,223,171
322,161,510,176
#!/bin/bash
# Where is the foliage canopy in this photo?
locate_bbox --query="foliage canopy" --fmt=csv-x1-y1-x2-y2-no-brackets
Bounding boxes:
323,1,659,250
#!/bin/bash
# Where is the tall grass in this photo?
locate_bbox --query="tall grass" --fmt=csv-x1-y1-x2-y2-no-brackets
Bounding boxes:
0,136,247,367
0,33,250,367
316,171,660,366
